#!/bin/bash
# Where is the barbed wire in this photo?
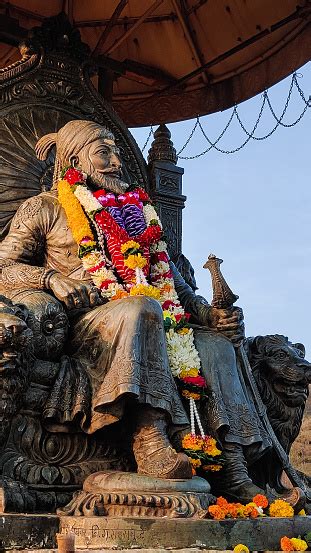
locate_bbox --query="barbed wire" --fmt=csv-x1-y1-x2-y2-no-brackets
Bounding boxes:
138,71,311,159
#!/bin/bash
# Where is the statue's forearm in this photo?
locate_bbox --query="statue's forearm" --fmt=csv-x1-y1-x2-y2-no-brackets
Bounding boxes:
170,261,211,326
0,262,56,292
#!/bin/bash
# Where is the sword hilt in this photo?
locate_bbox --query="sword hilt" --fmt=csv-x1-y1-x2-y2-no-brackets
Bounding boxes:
203,254,239,310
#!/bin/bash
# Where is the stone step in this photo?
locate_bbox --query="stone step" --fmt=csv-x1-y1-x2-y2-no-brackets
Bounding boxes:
1,514,311,551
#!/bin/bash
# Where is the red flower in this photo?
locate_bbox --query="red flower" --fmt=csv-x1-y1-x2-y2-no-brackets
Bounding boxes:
184,312,191,321
93,189,107,198
162,300,175,310
183,376,206,387
138,225,162,246
175,313,183,322
64,168,85,185
156,251,169,262
134,187,150,202
99,279,115,289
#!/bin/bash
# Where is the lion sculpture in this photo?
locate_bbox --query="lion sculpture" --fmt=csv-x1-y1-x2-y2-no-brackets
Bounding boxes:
248,335,311,454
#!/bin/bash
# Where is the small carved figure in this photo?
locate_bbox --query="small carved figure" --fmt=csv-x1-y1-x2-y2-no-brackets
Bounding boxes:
0,120,308,510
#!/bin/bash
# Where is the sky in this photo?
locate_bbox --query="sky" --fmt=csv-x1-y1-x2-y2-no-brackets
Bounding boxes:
131,62,311,356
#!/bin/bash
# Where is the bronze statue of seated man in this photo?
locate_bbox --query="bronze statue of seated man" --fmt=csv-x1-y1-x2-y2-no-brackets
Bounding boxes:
0,120,306,505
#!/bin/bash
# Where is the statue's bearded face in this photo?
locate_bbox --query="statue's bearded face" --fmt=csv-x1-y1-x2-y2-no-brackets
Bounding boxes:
77,137,129,194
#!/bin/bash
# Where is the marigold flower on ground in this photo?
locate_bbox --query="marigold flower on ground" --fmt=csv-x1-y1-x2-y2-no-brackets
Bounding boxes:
244,502,259,518
233,544,250,553
253,493,269,508
216,496,228,508
281,537,294,551
291,539,308,551
208,504,226,520
269,499,294,518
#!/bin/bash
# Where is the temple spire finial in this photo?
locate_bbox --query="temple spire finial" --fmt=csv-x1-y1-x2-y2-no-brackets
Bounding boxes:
148,124,177,165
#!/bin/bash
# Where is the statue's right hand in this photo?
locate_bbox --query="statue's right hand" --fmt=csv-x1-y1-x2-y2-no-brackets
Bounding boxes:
47,273,102,310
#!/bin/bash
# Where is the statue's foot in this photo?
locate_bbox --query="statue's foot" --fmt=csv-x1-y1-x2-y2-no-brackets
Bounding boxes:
215,480,266,505
133,407,192,479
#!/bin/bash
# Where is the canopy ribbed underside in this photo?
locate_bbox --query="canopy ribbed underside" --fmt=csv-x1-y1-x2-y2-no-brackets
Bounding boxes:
0,0,310,125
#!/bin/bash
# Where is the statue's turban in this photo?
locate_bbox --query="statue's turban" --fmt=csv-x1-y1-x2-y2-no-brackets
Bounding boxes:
35,120,114,165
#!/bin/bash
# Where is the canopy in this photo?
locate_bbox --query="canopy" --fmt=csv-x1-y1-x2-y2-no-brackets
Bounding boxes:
0,0,310,126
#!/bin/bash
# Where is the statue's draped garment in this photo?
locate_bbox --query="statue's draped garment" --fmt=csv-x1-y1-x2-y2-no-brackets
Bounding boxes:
0,189,272,459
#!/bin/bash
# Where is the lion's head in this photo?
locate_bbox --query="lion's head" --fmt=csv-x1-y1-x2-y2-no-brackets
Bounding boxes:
248,334,311,452
0,295,33,447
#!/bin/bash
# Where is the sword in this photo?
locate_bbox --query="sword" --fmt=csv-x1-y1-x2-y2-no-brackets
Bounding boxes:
204,254,311,500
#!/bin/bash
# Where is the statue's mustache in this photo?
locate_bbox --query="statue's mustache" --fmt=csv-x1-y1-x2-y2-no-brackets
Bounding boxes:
91,171,129,194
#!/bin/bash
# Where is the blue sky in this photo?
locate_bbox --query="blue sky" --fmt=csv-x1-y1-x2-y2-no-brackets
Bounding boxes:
131,62,311,356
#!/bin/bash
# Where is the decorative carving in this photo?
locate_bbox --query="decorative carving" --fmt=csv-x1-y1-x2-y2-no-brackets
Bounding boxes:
159,205,181,259
148,124,177,165
11,197,43,229
58,471,212,518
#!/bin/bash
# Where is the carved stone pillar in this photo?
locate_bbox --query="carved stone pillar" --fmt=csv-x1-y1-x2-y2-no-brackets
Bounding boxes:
148,125,186,259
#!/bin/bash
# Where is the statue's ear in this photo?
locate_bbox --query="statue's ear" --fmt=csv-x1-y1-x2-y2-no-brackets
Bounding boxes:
293,343,305,357
69,154,79,168
247,336,264,356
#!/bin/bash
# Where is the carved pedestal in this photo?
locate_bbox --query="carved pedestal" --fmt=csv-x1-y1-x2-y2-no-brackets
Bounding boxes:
58,471,213,518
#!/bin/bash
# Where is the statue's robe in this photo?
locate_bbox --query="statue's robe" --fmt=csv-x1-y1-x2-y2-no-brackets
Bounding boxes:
0,191,271,457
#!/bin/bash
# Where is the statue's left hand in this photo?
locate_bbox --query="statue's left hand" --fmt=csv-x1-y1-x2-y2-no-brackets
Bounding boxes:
207,306,245,343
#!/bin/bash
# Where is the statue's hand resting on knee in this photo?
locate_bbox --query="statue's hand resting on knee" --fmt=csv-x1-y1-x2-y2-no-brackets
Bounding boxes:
48,273,103,310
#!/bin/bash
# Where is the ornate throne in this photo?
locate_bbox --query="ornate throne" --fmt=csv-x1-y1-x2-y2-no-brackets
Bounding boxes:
0,14,188,513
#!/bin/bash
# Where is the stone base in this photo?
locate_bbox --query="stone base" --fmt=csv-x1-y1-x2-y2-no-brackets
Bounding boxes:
1,514,311,550
58,471,213,518
0,514,59,550
60,516,311,550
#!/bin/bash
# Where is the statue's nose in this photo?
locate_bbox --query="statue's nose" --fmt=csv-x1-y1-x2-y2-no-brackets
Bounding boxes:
0,316,27,346
110,152,121,170
297,359,311,383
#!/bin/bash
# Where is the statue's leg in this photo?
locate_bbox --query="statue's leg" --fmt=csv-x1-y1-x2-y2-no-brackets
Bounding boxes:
69,296,192,479
194,328,271,502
